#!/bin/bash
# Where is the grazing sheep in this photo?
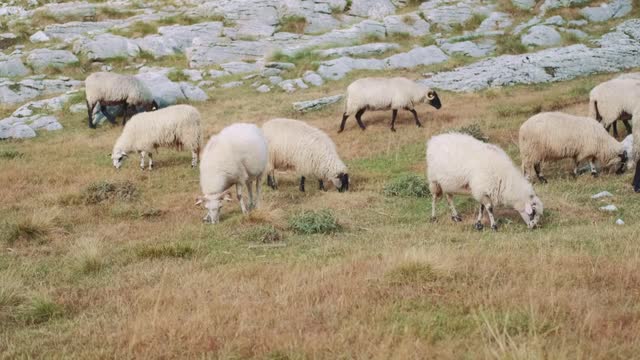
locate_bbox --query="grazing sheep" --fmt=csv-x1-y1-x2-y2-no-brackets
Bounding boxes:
621,134,636,171
111,104,202,170
588,78,640,138
427,133,543,230
85,71,158,128
198,123,268,224
632,106,640,192
338,77,442,133
519,112,628,183
262,118,349,193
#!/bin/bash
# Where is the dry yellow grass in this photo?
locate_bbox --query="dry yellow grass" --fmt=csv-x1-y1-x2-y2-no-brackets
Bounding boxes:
2,70,640,359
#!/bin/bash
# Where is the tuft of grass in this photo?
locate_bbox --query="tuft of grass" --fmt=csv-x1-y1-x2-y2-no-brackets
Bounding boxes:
16,297,64,325
383,174,430,198
345,0,352,11
0,209,59,246
136,243,195,259
495,34,528,55
83,181,138,204
243,225,282,243
452,123,489,142
167,69,189,82
494,103,542,118
385,262,437,285
0,149,24,160
560,31,581,46
278,15,308,34
289,210,341,235
96,7,136,20
158,13,232,27
0,271,24,317
72,237,104,275
269,49,320,76
111,21,159,38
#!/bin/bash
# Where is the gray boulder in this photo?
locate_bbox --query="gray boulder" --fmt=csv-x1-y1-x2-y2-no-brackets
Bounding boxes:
511,0,536,10
221,81,244,88
293,94,344,112
29,31,51,43
256,84,271,93
135,22,223,59
221,61,260,74
0,55,29,77
73,34,140,61
35,2,96,21
383,13,431,37
580,0,632,22
385,46,449,69
9,124,36,139
187,39,269,67
521,25,562,47
179,82,209,102
303,71,324,86
26,49,79,71
134,72,207,107
44,21,118,42
349,0,396,19
316,43,400,58
317,57,385,80
441,41,494,57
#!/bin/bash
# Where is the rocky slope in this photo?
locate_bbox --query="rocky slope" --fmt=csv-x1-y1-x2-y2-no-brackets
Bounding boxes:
0,0,638,139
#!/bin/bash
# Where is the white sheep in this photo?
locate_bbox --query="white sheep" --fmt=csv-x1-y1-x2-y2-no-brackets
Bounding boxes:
427,133,543,230
632,106,640,192
262,118,349,193
519,112,628,183
85,71,158,128
111,104,202,170
588,78,640,138
198,123,268,224
338,77,442,133
621,134,636,171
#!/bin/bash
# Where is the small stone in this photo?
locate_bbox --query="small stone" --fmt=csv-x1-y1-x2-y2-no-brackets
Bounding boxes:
293,94,344,112
220,81,243,88
265,62,295,70
600,204,618,212
29,31,50,43
591,191,613,199
268,76,283,85
256,84,270,93
616,218,625,225
11,124,37,139
521,25,562,47
303,71,324,86
208,69,230,78
70,103,87,114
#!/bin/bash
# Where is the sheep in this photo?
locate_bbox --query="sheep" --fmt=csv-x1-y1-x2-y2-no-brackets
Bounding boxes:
588,78,640,139
85,71,158,129
197,123,268,224
427,132,543,230
262,118,349,193
111,104,202,170
519,112,628,183
621,134,636,171
338,77,442,133
632,106,640,192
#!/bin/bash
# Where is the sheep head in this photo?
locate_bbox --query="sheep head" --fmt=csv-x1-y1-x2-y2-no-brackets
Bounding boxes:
425,90,442,109
331,172,349,193
111,150,128,169
516,194,543,229
197,191,232,224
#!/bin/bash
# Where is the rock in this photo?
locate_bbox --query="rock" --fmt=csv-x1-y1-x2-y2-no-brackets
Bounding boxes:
221,61,260,74
256,84,271,93
179,82,209,102
70,102,87,114
182,69,203,82
11,94,72,118
44,21,118,42
441,41,494,57
268,76,283,84
0,55,29,77
419,2,474,26
187,39,269,67
540,0,590,13
511,0,536,10
616,218,625,225
521,25,562,47
580,0,632,22
261,68,282,77
303,71,324,86
26,49,79,71
317,57,385,80
0,77,82,104
29,31,51,43
278,78,308,92
9,124,36,139
600,204,618,212
0,33,18,49
513,17,542,35
265,62,295,70
591,191,613,199
561,28,588,39
220,81,243,88
208,69,230,78
29,116,62,131
293,94,344,112
198,80,214,88
134,72,185,107
422,20,640,92
316,43,400,58
349,0,396,19
0,6,27,18
385,46,449,69
568,20,588,27
477,12,513,32
35,2,96,21
73,34,140,61
383,12,431,37
544,15,565,26
135,22,223,59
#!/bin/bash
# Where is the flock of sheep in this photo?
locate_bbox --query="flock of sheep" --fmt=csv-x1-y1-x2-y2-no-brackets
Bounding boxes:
85,71,640,229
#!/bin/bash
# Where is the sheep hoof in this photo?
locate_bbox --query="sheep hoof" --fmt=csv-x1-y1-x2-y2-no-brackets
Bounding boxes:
337,128,344,134
451,215,462,223
538,177,548,184
390,127,396,132
416,123,423,128
491,224,498,231
430,216,437,223
474,222,484,231
591,172,598,178
634,186,640,193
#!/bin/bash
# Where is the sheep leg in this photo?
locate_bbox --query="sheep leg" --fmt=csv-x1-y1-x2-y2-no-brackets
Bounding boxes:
319,179,326,191
612,121,619,139
355,109,367,130
246,180,254,210
236,184,248,214
572,157,580,177
122,103,129,126
191,150,198,168
87,101,96,128
100,105,117,124
267,173,278,190
623,119,632,134
147,153,153,171
254,176,262,209
139,151,146,170
589,158,598,177
534,163,547,184
446,194,462,222
409,109,423,128
390,109,398,132
633,160,640,193
482,197,498,230
474,204,485,231
338,113,349,133
429,182,441,222
299,176,306,192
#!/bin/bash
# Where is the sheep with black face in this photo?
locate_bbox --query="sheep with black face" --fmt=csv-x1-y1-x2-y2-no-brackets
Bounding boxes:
338,77,442,133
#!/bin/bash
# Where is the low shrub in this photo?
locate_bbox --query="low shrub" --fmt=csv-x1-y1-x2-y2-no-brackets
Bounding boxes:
243,225,282,243
453,123,489,142
383,174,430,198
83,181,138,204
289,210,340,235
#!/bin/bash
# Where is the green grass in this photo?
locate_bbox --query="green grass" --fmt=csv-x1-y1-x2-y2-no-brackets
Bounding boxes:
167,69,190,82
278,15,308,34
383,174,430,198
495,34,529,55
243,225,282,243
452,123,490,142
136,243,195,259
289,210,341,235
111,21,159,38
16,297,64,325
83,181,139,204
0,149,23,160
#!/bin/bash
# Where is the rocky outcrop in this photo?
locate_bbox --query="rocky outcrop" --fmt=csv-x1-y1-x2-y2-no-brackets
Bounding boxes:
26,49,78,71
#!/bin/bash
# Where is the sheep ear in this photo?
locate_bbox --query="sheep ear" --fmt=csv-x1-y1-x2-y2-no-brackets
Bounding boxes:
222,192,232,202
620,150,628,162
525,202,534,215
195,197,204,206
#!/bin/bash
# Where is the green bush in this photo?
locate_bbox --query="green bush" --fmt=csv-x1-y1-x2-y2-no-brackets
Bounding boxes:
453,123,489,142
0,149,23,160
0,220,48,245
385,262,437,285
167,69,189,82
16,297,63,324
243,225,282,243
383,174,429,198
83,181,138,204
289,210,341,235
278,15,308,34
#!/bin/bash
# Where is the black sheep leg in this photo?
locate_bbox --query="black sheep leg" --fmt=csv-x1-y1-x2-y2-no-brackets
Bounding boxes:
390,109,398,132
338,113,349,133
409,109,423,128
634,160,640,193
299,176,306,192
355,109,366,130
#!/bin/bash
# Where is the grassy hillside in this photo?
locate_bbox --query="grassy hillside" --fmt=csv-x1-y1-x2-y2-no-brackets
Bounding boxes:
2,70,640,358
